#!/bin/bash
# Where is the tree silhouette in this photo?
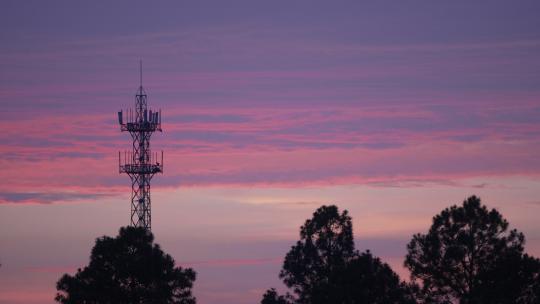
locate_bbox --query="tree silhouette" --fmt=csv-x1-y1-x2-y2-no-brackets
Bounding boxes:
515,254,540,304
55,226,196,304
261,288,291,304
280,205,355,301
264,205,415,304
337,251,416,304
478,251,540,304
405,195,540,303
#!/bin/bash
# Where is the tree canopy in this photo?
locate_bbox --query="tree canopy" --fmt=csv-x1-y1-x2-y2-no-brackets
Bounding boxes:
261,288,291,304
55,226,196,304
405,195,540,303
264,205,415,304
280,205,355,299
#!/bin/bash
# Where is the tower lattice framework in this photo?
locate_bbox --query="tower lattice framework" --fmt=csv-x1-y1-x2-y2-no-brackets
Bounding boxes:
117,63,163,230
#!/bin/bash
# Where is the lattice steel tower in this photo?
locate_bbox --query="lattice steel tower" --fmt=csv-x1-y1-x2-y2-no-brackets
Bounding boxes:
117,62,163,230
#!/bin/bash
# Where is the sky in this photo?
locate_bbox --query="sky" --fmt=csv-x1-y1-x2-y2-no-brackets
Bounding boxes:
1,1,540,303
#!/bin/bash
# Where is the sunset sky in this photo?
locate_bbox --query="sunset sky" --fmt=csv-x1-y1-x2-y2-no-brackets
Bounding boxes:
1,1,540,303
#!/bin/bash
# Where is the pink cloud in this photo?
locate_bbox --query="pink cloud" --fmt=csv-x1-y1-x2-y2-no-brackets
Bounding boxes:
1,101,540,204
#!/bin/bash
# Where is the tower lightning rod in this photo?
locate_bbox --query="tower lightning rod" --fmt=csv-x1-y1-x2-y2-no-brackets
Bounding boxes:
117,62,163,230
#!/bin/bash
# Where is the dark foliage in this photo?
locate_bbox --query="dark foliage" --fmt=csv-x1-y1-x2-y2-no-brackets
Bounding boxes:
334,251,416,304
265,205,415,304
478,252,540,304
280,205,355,300
405,195,540,303
55,226,196,304
516,254,540,304
261,288,292,304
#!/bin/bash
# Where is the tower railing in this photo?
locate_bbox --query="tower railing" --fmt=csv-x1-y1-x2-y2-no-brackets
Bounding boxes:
119,150,163,175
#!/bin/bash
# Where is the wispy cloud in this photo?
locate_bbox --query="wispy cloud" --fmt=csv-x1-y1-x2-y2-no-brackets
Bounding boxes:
2,4,540,204
0,191,118,204
1,101,540,202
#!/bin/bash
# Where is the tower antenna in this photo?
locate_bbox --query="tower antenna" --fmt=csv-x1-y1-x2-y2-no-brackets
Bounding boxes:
117,63,163,230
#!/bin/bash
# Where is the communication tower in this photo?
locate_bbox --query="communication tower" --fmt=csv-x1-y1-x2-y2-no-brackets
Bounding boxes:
117,62,163,230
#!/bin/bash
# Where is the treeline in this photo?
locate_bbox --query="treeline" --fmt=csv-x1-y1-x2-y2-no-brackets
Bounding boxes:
261,196,540,304
55,196,540,304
